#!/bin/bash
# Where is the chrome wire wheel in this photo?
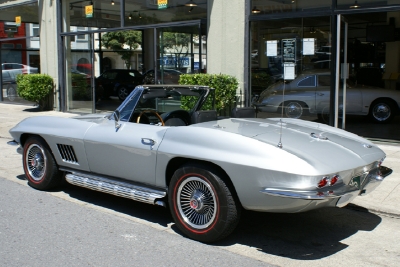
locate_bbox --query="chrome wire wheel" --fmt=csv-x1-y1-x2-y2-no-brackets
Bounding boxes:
372,102,391,122
25,144,47,181
285,102,303,119
177,177,217,229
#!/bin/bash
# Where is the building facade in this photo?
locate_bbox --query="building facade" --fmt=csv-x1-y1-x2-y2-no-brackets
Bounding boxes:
1,0,400,141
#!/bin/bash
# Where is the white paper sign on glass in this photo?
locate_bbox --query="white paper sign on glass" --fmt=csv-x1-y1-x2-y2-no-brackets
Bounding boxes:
283,63,295,80
265,40,278,57
303,38,315,55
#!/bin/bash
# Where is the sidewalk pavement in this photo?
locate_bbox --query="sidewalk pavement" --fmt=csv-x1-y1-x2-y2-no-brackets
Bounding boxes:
0,102,399,216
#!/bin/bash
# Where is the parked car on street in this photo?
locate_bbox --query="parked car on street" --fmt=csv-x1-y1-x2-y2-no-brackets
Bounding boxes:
96,69,143,101
8,85,392,242
2,63,38,74
2,70,18,101
254,70,400,123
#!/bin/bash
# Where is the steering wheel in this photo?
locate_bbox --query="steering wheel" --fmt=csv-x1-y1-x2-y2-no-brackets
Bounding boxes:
137,110,165,126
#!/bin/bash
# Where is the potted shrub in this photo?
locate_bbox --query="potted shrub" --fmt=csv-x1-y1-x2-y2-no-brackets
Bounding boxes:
16,74,54,111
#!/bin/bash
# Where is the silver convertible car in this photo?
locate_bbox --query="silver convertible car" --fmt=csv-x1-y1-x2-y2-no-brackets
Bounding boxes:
8,85,392,242
254,70,400,123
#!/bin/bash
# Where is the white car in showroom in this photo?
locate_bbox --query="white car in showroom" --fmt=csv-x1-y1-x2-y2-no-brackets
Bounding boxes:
254,70,400,123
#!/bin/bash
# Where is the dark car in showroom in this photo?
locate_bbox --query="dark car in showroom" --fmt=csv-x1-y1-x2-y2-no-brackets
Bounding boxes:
96,69,143,101
143,69,182,85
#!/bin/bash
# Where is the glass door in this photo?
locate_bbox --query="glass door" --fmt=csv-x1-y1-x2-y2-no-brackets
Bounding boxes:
250,17,332,122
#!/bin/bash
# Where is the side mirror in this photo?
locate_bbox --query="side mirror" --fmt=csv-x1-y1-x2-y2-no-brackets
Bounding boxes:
113,110,121,130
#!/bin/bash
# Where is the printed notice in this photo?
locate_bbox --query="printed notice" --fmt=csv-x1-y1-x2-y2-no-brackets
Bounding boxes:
266,40,278,57
283,63,295,80
303,38,315,55
282,38,296,62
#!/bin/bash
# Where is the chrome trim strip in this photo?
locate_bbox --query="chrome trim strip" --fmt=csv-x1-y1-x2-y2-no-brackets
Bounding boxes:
260,186,359,200
65,172,166,205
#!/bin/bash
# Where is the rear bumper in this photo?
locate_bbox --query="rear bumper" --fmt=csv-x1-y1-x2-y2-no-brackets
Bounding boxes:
260,166,392,208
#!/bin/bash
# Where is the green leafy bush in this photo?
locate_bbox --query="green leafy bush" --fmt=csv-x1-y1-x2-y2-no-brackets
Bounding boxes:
16,74,53,110
179,73,238,115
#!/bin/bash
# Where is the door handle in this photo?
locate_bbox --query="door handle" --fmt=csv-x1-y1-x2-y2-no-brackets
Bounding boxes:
141,138,156,146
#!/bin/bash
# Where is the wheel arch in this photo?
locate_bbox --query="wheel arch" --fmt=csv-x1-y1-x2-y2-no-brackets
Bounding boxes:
165,157,242,206
20,134,57,160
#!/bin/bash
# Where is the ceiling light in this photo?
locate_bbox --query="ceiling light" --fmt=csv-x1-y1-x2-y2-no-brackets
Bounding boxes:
128,13,132,20
185,0,197,7
350,1,360,8
111,1,115,5
251,6,261,14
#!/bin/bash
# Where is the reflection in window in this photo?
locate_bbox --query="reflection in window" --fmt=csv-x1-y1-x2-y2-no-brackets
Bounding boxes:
297,76,316,87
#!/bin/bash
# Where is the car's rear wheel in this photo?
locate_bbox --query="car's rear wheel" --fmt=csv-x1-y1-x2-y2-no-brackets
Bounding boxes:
117,86,130,101
23,136,62,190
168,165,240,243
369,99,396,123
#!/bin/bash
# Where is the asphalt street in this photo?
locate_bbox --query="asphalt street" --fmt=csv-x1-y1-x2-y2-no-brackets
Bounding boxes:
0,178,271,267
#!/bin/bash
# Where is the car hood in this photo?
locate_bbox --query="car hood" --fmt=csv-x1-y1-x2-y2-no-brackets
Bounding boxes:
192,118,385,171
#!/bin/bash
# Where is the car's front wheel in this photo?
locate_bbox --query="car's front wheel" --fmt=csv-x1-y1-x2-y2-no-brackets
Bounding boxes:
369,99,396,123
168,165,240,243
23,136,62,190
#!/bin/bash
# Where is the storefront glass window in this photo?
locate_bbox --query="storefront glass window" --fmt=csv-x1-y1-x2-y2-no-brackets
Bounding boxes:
124,0,207,27
65,34,94,113
0,2,40,104
251,10,400,141
250,0,331,14
251,16,332,122
337,0,400,9
64,0,208,32
153,25,205,85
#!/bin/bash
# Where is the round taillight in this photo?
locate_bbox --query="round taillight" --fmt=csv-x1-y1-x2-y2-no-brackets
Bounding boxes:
330,175,339,186
318,177,329,188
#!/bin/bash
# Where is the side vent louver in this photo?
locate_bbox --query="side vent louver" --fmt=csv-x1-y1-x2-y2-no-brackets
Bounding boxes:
57,144,79,165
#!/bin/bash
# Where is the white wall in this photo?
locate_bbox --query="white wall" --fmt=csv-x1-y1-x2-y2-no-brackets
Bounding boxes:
38,0,59,110
207,0,247,102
